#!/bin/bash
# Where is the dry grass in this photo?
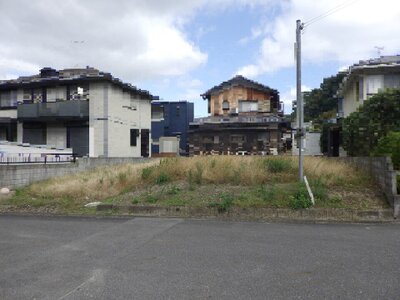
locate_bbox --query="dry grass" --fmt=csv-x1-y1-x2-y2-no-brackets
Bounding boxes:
26,160,159,200
23,156,369,202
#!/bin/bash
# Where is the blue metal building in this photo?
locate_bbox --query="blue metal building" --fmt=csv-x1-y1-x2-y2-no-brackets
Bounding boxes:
151,101,194,156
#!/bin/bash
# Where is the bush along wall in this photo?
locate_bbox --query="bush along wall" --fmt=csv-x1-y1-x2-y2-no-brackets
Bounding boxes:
342,89,400,157
372,131,400,170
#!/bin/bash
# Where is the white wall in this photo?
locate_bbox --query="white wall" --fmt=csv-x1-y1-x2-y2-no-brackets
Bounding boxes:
343,83,358,118
106,85,151,157
343,72,395,117
88,82,151,158
0,109,17,119
89,82,106,157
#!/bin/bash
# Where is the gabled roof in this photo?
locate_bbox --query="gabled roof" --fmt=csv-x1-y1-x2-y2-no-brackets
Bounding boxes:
0,67,157,100
338,55,400,95
201,75,278,100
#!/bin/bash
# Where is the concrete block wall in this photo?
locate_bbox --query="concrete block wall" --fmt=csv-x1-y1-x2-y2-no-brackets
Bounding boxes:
0,157,152,188
338,156,399,217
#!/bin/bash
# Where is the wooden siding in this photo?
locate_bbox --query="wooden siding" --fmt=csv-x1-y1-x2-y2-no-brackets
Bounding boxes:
210,87,273,116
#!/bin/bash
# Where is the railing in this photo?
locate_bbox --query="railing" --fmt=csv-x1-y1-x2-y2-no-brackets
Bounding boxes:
0,153,77,164
17,101,89,120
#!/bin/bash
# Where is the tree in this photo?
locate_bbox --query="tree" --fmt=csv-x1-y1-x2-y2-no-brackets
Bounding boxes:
372,131,400,170
342,89,400,156
303,72,345,123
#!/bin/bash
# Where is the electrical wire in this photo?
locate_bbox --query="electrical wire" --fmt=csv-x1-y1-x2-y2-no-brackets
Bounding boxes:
303,0,360,28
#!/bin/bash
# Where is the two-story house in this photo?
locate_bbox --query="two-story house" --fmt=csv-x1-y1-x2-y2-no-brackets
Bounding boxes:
0,67,155,157
338,55,400,118
189,75,289,155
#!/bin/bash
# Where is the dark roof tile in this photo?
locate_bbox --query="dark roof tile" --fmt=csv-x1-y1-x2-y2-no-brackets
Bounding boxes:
201,75,278,99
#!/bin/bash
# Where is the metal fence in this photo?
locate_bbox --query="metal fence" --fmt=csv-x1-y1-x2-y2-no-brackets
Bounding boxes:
0,153,77,164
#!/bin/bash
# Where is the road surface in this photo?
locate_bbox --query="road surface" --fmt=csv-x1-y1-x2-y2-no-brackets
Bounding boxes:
0,215,399,299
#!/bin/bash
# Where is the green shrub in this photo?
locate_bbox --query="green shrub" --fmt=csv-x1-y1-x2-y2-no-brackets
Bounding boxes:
311,179,328,202
141,167,153,180
145,194,158,204
155,172,170,184
343,89,400,156
372,131,400,170
329,195,342,204
208,193,234,212
264,159,292,173
257,185,276,202
289,183,312,209
168,185,180,195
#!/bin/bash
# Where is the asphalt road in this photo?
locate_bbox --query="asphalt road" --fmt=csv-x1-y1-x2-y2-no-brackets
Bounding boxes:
0,215,399,300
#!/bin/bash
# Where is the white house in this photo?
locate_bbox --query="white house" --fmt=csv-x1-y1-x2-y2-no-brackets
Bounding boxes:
0,67,155,157
338,55,400,118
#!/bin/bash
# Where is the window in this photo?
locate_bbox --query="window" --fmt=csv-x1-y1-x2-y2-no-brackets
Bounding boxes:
33,89,43,103
230,135,246,143
366,75,383,97
130,129,139,146
151,105,164,120
0,91,18,108
384,74,400,89
355,81,359,102
23,89,32,102
239,100,258,112
202,136,213,143
222,100,229,110
68,84,89,100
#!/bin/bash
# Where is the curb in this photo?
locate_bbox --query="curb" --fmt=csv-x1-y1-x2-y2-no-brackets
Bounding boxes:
96,205,397,223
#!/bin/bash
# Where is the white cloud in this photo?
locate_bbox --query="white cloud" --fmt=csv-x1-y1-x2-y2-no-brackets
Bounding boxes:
237,0,400,77
0,0,209,82
177,78,204,101
0,0,283,84
280,85,311,114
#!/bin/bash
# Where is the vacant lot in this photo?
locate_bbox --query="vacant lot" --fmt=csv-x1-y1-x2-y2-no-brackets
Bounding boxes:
2,156,388,214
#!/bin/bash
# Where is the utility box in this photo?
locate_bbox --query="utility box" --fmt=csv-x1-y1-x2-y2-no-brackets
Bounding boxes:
158,136,180,157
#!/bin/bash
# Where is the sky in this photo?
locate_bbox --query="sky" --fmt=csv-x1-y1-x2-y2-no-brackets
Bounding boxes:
1,0,400,117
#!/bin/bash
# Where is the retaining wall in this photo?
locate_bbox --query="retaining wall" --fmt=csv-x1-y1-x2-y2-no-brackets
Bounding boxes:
337,157,400,218
0,157,153,188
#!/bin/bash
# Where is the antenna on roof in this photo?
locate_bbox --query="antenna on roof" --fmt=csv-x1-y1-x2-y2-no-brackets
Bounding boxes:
374,46,384,57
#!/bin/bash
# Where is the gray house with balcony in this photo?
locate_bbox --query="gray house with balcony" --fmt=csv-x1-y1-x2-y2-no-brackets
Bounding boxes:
0,67,155,157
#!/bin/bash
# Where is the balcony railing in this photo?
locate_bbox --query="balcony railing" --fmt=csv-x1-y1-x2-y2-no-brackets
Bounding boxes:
17,100,89,121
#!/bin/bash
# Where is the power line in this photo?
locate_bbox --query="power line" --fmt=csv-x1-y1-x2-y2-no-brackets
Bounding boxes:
303,0,360,28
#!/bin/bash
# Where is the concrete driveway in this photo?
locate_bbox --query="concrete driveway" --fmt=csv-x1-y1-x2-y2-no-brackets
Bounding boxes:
0,215,399,299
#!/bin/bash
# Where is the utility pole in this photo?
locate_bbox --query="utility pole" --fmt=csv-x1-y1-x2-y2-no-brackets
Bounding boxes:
295,19,304,182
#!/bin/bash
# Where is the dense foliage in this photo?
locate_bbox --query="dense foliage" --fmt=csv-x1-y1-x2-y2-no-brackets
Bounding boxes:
303,72,345,122
372,131,400,170
342,89,400,157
